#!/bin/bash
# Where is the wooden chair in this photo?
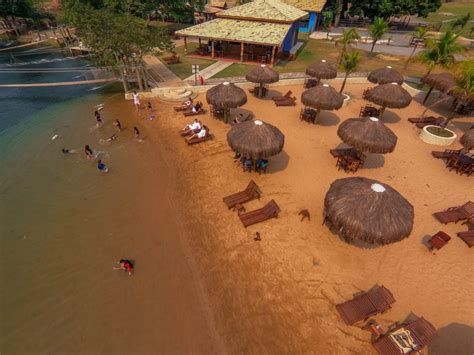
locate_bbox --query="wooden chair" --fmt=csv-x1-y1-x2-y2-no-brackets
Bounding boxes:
239,199,281,228
408,116,440,124
431,149,461,160
223,180,262,210
359,104,381,118
300,108,316,123
457,230,474,247
433,201,474,224
186,131,211,145
183,108,206,117
415,117,444,128
274,97,297,106
272,90,292,101
304,78,318,88
427,231,451,252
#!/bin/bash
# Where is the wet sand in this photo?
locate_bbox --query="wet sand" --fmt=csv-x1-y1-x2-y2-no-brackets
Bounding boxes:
143,82,474,354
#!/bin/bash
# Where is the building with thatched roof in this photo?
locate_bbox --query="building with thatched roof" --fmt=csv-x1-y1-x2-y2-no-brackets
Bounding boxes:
177,0,307,66
280,0,328,33
196,0,241,23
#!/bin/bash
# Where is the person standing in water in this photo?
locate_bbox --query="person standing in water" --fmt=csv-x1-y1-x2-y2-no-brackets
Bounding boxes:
113,119,122,131
133,126,140,140
97,160,109,173
94,110,103,127
132,90,140,110
85,145,94,160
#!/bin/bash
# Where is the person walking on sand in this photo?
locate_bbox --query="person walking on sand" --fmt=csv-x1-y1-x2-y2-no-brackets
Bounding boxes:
132,90,140,110
113,119,122,131
147,102,153,111
133,126,140,140
113,259,134,275
97,160,109,173
85,145,94,160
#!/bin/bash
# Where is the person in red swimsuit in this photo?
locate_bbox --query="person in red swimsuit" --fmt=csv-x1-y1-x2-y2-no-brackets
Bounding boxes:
113,259,134,275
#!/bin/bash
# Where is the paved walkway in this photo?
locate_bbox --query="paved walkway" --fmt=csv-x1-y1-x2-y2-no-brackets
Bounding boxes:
143,55,182,86
183,60,233,82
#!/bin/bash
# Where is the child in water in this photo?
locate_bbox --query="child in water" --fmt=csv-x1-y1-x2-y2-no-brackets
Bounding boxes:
97,160,109,173
113,259,134,275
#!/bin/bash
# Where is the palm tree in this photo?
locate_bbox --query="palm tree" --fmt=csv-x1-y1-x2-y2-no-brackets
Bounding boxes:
337,28,360,63
339,50,361,93
419,29,465,75
405,26,430,69
368,17,389,54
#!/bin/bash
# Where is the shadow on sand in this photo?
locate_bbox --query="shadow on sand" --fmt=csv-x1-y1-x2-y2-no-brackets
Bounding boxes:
429,323,474,355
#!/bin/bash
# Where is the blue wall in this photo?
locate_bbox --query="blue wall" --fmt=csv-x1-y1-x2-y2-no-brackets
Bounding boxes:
299,12,318,33
283,21,300,52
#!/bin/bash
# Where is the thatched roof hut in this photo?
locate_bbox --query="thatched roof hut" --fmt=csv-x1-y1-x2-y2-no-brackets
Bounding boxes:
365,83,412,111
246,64,279,84
206,82,247,109
337,117,397,154
368,66,404,85
301,84,344,110
421,72,457,93
460,128,474,150
324,177,414,245
305,60,337,80
227,119,284,159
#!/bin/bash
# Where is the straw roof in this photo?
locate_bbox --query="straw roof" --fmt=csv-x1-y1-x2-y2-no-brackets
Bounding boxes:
324,177,414,245
421,72,457,93
281,0,327,12
305,60,337,79
245,64,279,84
301,84,344,110
365,83,412,109
206,82,247,109
227,119,285,159
337,117,397,154
368,66,404,85
176,18,290,46
217,0,307,23
460,128,474,150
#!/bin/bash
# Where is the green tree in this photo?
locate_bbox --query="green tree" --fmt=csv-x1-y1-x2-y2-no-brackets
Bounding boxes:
451,13,471,32
419,29,465,74
405,26,430,69
348,0,441,20
368,17,388,54
321,11,333,39
339,50,361,93
337,28,360,63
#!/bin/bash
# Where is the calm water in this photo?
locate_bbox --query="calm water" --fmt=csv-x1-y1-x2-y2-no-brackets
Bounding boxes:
0,45,216,354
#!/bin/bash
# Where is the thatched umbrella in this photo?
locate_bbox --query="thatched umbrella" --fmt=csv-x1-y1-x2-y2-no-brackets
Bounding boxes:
324,177,414,245
368,66,404,85
421,72,457,104
227,119,284,160
305,59,337,85
245,64,279,98
337,116,397,154
301,84,344,122
206,81,247,122
460,128,474,150
365,82,412,114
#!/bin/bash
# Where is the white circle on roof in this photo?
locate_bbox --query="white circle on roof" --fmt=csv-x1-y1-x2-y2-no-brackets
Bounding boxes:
371,183,386,192
223,81,230,85
387,66,392,69
321,59,326,62
391,82,398,85
261,64,266,67
323,84,329,87
369,116,379,122
254,120,263,125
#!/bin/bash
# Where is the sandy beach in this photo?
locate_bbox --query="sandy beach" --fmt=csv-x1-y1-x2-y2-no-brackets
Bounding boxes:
141,82,474,354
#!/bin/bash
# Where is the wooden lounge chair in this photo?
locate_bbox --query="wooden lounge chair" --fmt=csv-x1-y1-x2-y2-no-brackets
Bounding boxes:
415,117,444,128
336,285,395,326
239,199,281,227
179,128,200,137
272,90,292,101
223,180,262,210
427,231,451,251
457,230,474,247
433,201,474,224
408,116,440,124
373,317,437,355
183,108,205,117
186,132,211,145
274,97,297,106
431,149,461,160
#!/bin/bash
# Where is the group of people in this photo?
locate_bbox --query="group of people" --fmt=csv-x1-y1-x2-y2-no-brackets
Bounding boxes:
234,153,269,173
181,118,208,141
174,97,203,114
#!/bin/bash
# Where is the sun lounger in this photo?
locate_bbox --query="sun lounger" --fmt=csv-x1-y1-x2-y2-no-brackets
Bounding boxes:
336,285,395,326
427,231,451,251
239,199,281,227
457,231,474,247
183,108,205,117
373,317,437,355
274,97,297,106
433,201,474,224
223,180,262,209
431,149,461,159
186,132,211,145
408,116,440,124
179,128,200,137
415,117,444,128
272,90,292,101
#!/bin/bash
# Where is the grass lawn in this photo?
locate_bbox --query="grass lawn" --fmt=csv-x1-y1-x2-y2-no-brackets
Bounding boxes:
159,42,215,79
423,2,474,38
211,34,431,79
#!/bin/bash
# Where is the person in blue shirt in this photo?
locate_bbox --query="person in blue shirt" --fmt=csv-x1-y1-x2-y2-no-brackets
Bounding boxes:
97,160,109,173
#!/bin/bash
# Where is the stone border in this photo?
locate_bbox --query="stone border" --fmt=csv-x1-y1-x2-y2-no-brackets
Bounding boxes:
419,125,457,146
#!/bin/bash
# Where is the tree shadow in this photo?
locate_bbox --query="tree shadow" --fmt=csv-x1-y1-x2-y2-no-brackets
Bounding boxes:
317,111,340,126
380,111,401,124
449,120,474,133
412,91,457,118
429,323,474,355
363,154,385,169
267,150,290,174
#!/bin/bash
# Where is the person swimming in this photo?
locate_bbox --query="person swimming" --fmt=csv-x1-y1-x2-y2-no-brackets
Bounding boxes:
94,111,103,126
113,259,134,275
97,160,109,173
62,148,77,154
85,145,94,160
133,126,140,139
113,119,122,131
